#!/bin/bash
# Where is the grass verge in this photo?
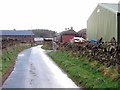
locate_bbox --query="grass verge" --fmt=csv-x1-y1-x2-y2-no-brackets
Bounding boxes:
0,44,31,76
48,50,119,88
41,44,52,50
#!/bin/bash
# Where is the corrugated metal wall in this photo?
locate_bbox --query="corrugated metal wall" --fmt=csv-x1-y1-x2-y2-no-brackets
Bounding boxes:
87,5,117,42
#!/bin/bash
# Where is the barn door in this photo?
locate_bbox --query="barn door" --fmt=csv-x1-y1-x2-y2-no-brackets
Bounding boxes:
118,13,120,44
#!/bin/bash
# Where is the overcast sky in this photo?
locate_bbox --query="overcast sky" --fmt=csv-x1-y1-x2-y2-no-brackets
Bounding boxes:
0,0,119,32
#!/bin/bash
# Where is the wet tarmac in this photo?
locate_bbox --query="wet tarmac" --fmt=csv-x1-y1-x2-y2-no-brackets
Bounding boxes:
2,45,80,88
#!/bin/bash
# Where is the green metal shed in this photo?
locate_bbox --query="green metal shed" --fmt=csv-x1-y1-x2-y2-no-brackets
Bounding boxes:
87,3,120,43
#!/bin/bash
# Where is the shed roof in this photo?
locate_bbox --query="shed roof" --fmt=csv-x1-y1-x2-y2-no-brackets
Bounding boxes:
99,3,120,13
0,30,34,36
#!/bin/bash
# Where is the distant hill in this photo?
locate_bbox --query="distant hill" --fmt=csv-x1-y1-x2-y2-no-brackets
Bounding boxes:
32,29,56,38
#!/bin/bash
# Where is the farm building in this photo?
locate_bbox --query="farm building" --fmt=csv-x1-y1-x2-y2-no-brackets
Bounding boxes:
0,30,34,43
34,37,44,45
77,29,87,39
60,27,77,43
87,3,120,43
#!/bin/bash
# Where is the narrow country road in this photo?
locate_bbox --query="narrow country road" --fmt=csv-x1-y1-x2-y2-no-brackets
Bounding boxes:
2,45,79,88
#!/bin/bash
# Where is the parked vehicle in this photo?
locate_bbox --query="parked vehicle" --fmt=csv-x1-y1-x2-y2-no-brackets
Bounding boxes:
70,37,86,44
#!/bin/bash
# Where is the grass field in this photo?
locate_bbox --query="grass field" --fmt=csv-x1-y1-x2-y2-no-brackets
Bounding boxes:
48,50,119,88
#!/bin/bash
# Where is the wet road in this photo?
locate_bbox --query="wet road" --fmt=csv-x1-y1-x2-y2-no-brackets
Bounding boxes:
2,45,79,88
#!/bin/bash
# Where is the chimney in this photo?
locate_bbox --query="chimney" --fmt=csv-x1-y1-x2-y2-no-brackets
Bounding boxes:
71,27,73,30
13,29,16,31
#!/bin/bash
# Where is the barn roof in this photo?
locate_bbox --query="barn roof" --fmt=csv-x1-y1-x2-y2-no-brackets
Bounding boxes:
99,3,120,13
77,29,86,35
0,30,34,36
61,30,77,35
77,29,86,37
